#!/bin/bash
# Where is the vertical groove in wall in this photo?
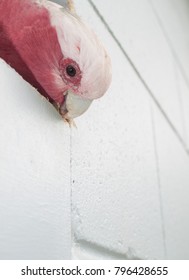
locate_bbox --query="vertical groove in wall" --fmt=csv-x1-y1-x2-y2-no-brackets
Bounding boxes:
69,126,74,258
88,0,189,157
150,103,167,259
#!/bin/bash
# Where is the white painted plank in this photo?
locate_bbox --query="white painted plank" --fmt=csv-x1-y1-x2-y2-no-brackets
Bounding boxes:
153,105,189,259
0,60,71,259
150,0,189,83
71,1,164,260
149,0,189,148
92,0,184,140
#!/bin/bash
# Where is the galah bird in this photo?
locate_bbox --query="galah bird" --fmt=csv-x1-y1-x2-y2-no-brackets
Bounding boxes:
0,0,111,123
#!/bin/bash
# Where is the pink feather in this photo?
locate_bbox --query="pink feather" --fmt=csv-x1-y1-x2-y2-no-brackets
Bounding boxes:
0,0,112,119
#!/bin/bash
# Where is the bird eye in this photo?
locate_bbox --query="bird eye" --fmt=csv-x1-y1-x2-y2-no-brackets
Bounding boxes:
66,65,76,77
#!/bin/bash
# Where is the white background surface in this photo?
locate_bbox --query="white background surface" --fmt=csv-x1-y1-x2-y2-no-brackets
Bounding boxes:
0,0,189,259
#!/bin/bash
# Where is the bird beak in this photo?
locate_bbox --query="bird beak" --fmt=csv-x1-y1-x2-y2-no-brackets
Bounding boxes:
59,90,92,121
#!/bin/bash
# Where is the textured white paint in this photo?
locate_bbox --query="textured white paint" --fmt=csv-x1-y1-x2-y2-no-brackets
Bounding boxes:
153,105,189,259
0,60,71,259
72,0,164,260
92,0,184,139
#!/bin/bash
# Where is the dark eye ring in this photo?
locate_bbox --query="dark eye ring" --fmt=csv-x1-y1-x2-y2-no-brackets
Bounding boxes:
66,65,76,77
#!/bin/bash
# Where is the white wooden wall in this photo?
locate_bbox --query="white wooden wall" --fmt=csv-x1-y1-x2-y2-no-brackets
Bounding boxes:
0,0,189,260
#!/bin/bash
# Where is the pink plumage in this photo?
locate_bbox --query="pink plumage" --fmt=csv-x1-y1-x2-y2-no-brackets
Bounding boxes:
0,0,111,121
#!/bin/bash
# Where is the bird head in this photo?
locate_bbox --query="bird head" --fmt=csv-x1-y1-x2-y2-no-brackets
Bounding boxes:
0,0,111,122
46,3,112,121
